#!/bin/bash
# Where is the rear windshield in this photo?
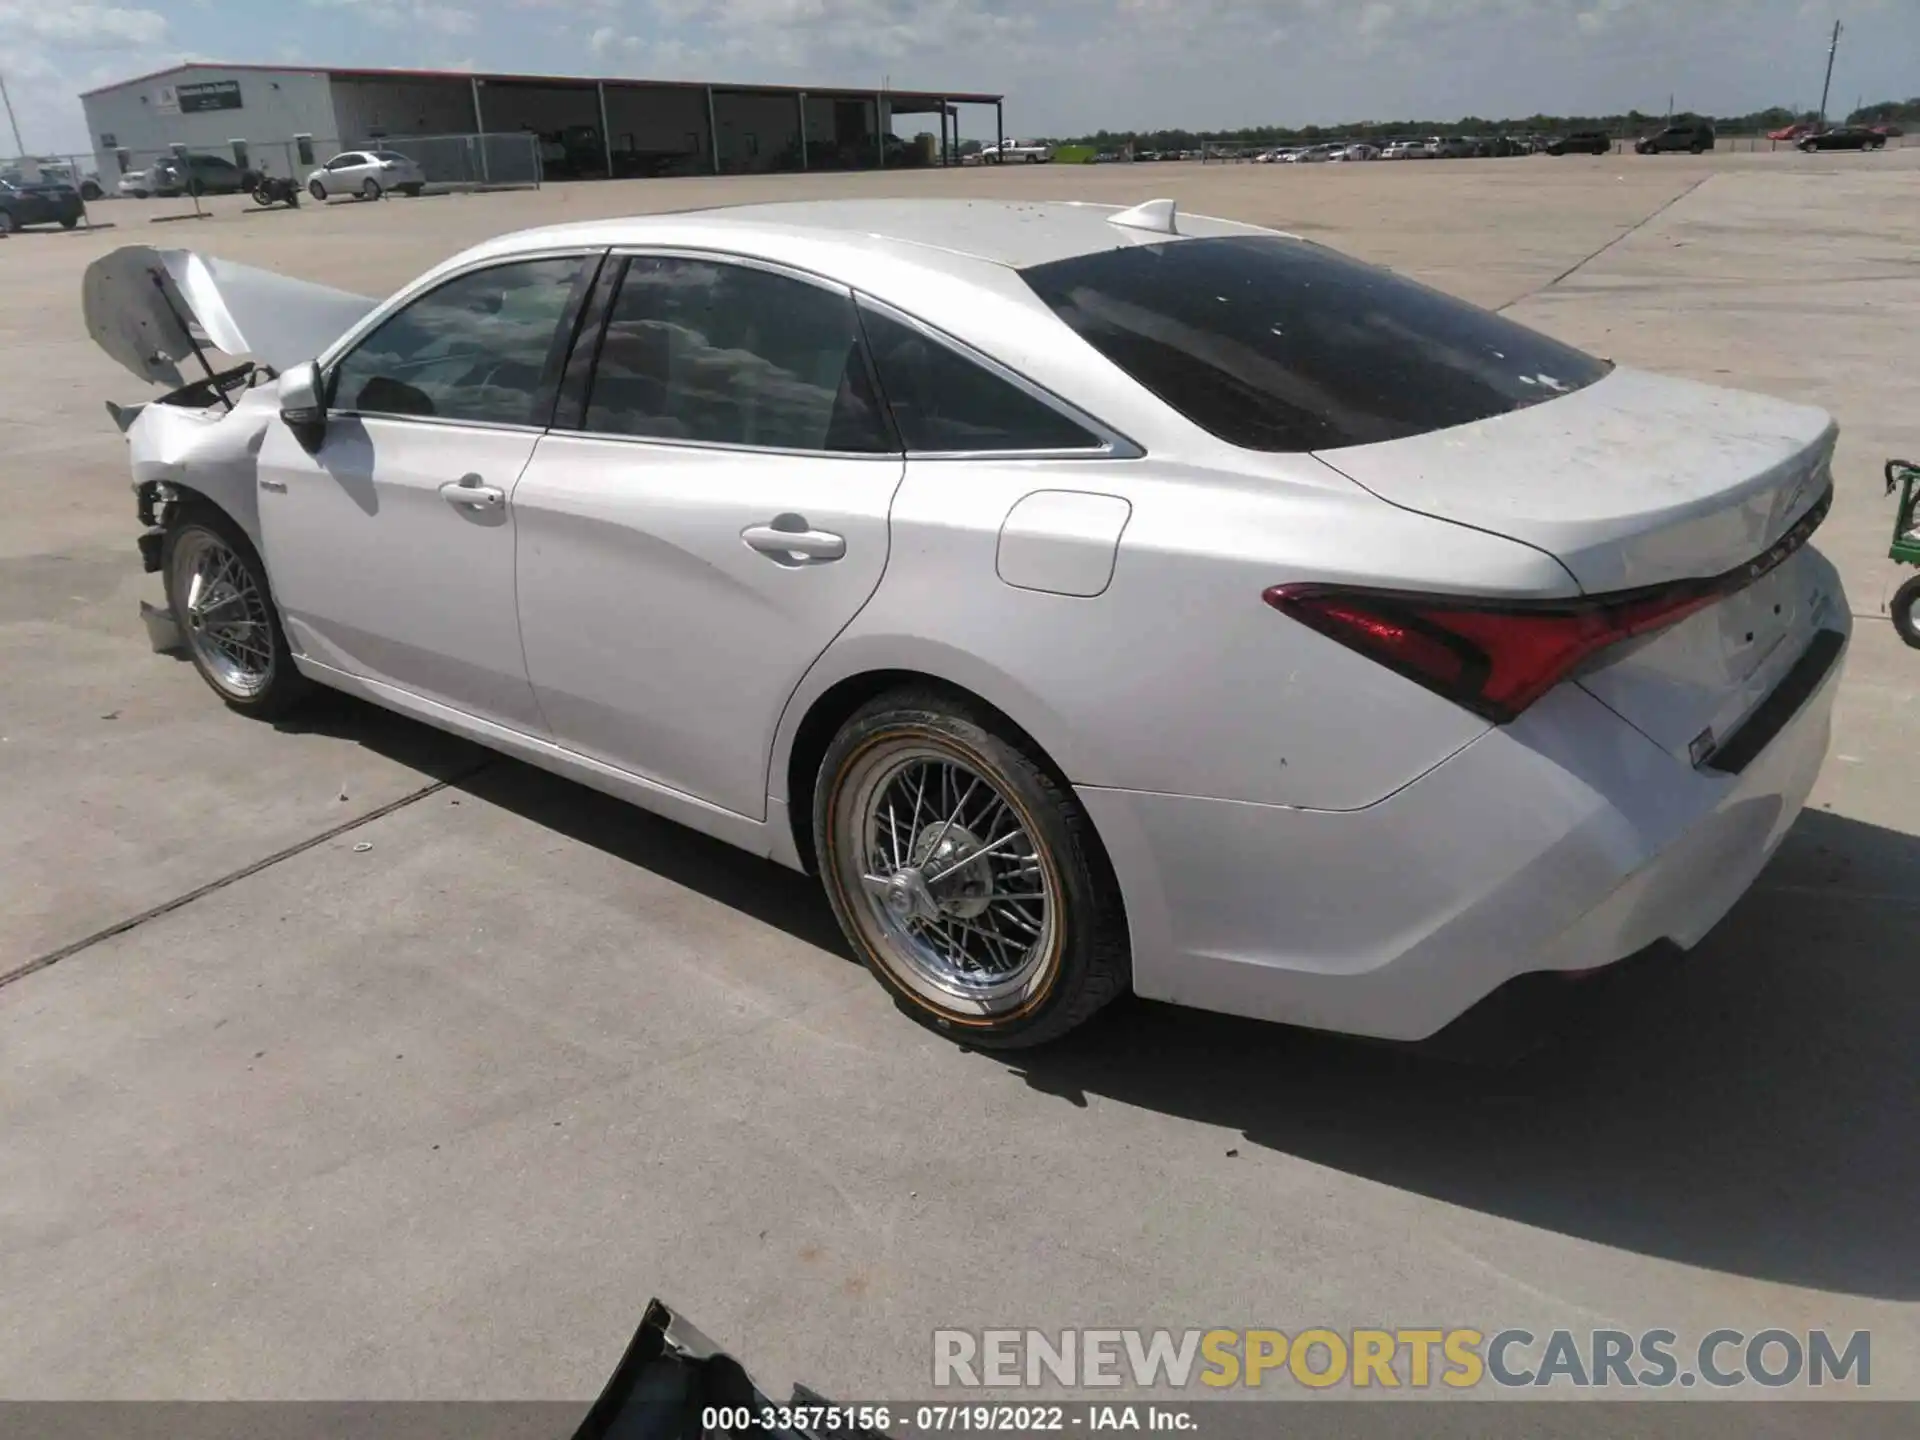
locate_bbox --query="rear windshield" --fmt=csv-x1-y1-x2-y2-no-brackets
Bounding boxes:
1020,235,1612,453
372,152,410,162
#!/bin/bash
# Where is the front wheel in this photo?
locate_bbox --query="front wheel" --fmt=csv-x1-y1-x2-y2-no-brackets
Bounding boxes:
60,216,78,229
162,507,311,718
1689,142,1705,154
308,179,327,201
251,186,274,208
815,690,1129,1049
1893,575,1920,650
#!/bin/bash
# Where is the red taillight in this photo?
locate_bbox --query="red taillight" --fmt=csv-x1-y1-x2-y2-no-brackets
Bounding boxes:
1264,582,1718,722
1264,484,1832,723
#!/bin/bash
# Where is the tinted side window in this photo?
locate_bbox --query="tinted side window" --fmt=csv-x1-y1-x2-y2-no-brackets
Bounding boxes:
857,303,1102,453
1021,235,1612,453
583,257,892,453
330,257,582,426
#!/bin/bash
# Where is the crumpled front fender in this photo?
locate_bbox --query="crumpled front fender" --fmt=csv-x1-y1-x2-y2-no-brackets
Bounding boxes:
128,387,278,554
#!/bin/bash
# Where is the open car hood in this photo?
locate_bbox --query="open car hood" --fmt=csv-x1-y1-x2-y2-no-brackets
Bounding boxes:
82,244,377,387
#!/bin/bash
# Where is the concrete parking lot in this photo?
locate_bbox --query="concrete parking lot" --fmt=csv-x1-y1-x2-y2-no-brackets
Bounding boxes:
3,151,1917,1405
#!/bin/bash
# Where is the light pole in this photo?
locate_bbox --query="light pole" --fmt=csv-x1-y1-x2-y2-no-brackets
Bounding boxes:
0,73,25,156
1816,19,1842,126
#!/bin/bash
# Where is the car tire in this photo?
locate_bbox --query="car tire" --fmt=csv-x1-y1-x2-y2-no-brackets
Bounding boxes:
401,183,423,197
309,179,327,201
60,216,77,229
80,180,102,201
1689,142,1705,154
361,178,382,200
1892,576,1920,650
814,688,1130,1049
0,209,14,234
131,189,149,199
161,505,311,719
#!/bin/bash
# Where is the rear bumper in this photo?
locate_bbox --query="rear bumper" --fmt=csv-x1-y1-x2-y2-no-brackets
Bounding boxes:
1080,621,1848,1042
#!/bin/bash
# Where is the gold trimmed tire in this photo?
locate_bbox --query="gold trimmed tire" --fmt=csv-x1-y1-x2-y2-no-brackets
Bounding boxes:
814,689,1129,1048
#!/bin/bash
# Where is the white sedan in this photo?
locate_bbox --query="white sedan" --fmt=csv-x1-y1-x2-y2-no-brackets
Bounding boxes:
82,199,1847,1051
306,149,425,201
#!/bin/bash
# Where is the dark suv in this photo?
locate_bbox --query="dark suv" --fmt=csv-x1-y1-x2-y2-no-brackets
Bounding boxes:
154,153,261,196
1547,131,1612,155
1636,122,1715,154
0,176,83,232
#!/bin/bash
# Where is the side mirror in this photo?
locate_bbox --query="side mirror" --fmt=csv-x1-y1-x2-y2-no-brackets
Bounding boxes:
279,360,326,451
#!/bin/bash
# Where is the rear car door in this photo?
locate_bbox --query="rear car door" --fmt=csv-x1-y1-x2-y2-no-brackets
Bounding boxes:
256,252,597,733
511,252,905,819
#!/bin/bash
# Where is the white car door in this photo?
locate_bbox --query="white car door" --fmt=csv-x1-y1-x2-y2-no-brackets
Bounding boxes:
510,253,906,819
256,252,596,733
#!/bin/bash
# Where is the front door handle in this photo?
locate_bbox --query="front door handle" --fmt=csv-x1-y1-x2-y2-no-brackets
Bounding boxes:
440,476,505,510
742,516,846,565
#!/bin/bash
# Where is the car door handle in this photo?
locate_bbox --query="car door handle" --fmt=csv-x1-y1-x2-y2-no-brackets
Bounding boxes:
440,477,505,510
741,519,846,564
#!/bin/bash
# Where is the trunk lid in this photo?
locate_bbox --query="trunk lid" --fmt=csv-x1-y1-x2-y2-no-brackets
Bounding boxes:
1317,366,1842,762
1316,365,1835,594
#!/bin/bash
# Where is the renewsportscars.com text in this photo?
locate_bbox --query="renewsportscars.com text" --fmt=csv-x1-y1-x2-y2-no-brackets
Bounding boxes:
932,1327,1871,1391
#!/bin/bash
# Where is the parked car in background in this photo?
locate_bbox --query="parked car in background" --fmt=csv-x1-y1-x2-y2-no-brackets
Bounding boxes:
1636,122,1715,154
1547,131,1613,155
1868,123,1904,138
306,149,427,200
1796,126,1888,152
1767,121,1821,142
0,175,83,231
153,152,260,196
116,166,157,198
1430,136,1477,158
1336,143,1379,161
980,139,1055,164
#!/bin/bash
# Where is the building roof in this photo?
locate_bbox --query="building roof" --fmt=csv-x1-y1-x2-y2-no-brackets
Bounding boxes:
80,61,1001,106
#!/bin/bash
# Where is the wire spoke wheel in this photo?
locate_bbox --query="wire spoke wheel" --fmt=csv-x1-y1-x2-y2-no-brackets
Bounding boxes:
834,739,1063,1020
173,528,276,699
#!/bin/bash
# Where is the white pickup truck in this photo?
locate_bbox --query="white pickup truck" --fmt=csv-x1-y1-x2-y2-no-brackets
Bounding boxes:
979,139,1055,164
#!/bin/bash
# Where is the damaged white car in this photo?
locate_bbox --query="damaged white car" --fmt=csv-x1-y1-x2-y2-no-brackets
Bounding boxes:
83,201,1848,1052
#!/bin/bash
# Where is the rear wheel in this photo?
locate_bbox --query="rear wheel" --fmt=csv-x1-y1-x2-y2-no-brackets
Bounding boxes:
162,507,310,718
1893,575,1920,650
1689,142,1705,154
60,216,77,229
360,178,382,200
815,690,1129,1049
0,210,14,234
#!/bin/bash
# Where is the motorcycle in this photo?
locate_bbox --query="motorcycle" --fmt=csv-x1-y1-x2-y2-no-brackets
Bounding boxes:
250,174,301,209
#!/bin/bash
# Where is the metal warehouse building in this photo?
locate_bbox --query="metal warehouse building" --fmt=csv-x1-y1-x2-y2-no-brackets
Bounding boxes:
79,63,1005,188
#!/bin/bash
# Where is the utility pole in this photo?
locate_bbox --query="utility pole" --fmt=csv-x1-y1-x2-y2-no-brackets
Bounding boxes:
1817,19,1842,126
0,73,25,157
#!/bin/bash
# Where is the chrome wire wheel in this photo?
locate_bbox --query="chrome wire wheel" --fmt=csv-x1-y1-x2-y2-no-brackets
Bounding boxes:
172,528,276,699
832,739,1064,1021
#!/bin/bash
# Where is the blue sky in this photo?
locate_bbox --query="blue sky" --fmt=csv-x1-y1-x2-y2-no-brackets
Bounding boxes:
3,0,1914,155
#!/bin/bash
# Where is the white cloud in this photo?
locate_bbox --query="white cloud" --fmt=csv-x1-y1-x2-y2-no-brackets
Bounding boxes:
0,3,167,48
303,0,473,33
